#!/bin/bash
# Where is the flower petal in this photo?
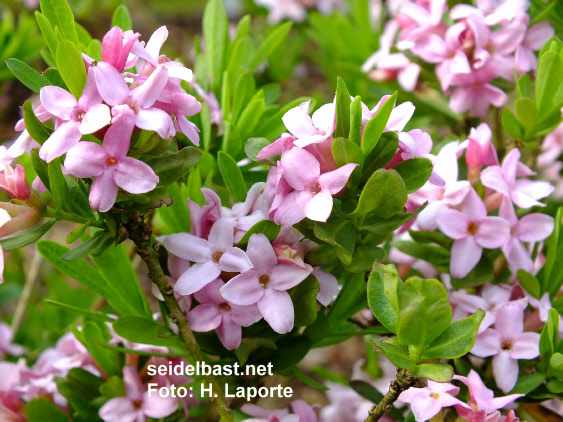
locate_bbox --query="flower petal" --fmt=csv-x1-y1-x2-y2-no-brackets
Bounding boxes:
511,332,540,359
162,233,212,262
115,157,159,194
471,329,502,357
39,122,82,162
475,217,509,249
437,209,469,239
89,168,118,212
518,213,554,242
220,270,264,305
269,264,312,291
187,304,222,332
219,247,253,273
174,261,221,296
64,142,107,178
247,233,278,273
492,352,519,393
79,104,111,134
257,288,294,334
280,147,320,191
93,62,129,106
450,236,482,279
39,86,77,120
216,315,242,350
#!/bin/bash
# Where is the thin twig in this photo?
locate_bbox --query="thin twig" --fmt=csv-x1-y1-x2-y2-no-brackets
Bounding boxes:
364,368,427,422
11,245,43,333
126,214,233,422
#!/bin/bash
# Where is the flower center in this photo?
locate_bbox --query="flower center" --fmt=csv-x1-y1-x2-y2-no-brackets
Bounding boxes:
259,274,270,288
132,400,143,410
430,393,439,399
467,222,479,235
218,302,231,311
501,340,512,350
106,157,118,166
77,112,86,121
212,252,223,263
311,183,321,195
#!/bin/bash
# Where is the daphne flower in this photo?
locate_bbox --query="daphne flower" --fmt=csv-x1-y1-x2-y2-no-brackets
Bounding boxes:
0,164,30,200
39,68,111,162
514,15,554,74
471,301,540,393
99,365,177,422
399,380,470,422
242,400,320,421
64,113,159,212
0,323,24,359
282,101,336,148
158,218,252,296
438,188,509,278
465,123,499,172
221,233,312,334
481,148,554,208
100,26,140,72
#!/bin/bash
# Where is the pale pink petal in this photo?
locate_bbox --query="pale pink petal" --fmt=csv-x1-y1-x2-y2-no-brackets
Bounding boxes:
98,397,138,422
247,233,278,273
78,68,103,109
174,261,221,296
131,66,169,109
39,86,76,119
273,190,311,227
90,168,118,212
79,104,111,134
142,392,178,418
93,62,129,106
492,352,519,393
503,238,534,273
257,288,294,334
461,188,487,220
526,21,554,50
230,303,263,326
450,236,482,279
471,329,502,357
135,108,175,139
216,315,242,350
269,264,312,291
319,163,358,195
145,26,168,62
220,270,264,305
161,233,212,262
219,247,253,273
123,365,144,399
513,179,554,207
208,218,235,250
283,102,315,138
305,190,333,222
474,217,509,248
39,121,82,162
64,142,107,178
411,395,443,422
168,254,190,280
313,268,339,306
437,209,469,239
104,112,135,158
280,148,320,191
510,332,540,359
495,302,524,339
518,213,554,242
193,278,224,305
188,304,222,332
115,157,159,194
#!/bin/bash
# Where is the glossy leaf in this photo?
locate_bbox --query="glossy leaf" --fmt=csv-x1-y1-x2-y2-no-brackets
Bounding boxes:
237,219,281,246
327,272,366,323
392,158,432,194
61,230,112,261
0,219,56,252
48,157,69,212
349,169,407,218
23,100,52,144
202,0,229,91
111,5,132,31
217,150,247,203
502,108,524,139
367,263,401,333
291,276,320,327
314,217,356,265
39,0,79,47
362,132,399,179
362,92,397,156
536,51,563,114
81,321,118,376
349,95,363,145
25,398,68,422
249,21,293,71
113,316,187,353
56,40,87,98
6,59,51,93
412,363,453,382
146,146,202,186
373,338,415,369
334,77,351,138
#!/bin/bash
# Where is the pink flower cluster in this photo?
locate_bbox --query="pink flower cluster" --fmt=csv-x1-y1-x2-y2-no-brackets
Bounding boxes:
258,94,442,227
242,399,321,421
407,123,554,278
12,25,202,212
0,322,196,422
157,184,340,348
255,0,343,24
363,0,554,116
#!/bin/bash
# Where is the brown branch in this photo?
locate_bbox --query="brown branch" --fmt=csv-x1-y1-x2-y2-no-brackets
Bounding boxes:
126,214,233,422
365,368,427,422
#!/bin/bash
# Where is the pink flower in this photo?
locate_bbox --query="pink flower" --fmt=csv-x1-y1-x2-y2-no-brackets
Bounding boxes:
450,0,530,26
0,164,31,200
158,218,252,296
499,198,554,273
0,323,23,360
100,26,140,72
454,369,523,420
398,380,470,422
471,301,540,393
449,62,508,117
220,233,312,334
187,279,262,350
282,101,335,148
98,365,178,422
465,123,499,172
437,188,509,278
271,148,357,227
242,400,320,422
64,112,159,212
481,148,554,208
514,15,554,74
39,68,111,162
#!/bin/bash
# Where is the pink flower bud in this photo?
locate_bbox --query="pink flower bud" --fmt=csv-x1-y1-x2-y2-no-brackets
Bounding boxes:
0,164,31,200
272,243,307,269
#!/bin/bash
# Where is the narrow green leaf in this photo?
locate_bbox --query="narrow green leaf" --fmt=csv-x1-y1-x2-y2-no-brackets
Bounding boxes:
236,94,265,141
334,77,351,138
25,398,68,422
237,219,281,246
48,157,68,212
43,67,68,90
0,219,56,252
362,92,397,155
40,0,79,46
392,158,433,194
245,137,274,163
217,151,247,203
81,322,118,376
35,11,59,57
111,5,132,31
327,272,366,323
412,363,453,382
367,263,401,333
23,100,52,144
502,108,524,139
44,299,115,322
517,269,541,299
291,276,319,327
145,146,202,186
202,0,229,92
113,316,187,352
249,21,292,71
349,95,363,145
6,59,51,93
61,230,112,261
56,39,87,98
373,338,415,369
536,51,563,114
515,97,539,134
421,310,485,359
362,131,399,179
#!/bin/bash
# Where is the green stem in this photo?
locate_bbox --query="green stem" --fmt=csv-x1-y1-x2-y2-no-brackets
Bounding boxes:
42,208,105,228
364,368,426,422
126,215,233,422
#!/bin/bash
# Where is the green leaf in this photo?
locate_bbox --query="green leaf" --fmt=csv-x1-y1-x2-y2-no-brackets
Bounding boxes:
36,240,143,316
217,151,247,203
23,99,52,144
397,277,452,349
421,310,485,359
540,308,560,363
362,131,399,179
305,244,339,266
40,0,79,47
44,299,115,322
35,11,59,58
111,5,132,31
512,372,547,394
502,108,524,139
249,336,311,373
232,71,256,123
515,72,531,98
345,245,386,273
245,137,274,164
392,158,432,194
373,338,415,369
0,219,56,252
349,169,407,218
314,216,356,265
367,263,401,333
360,204,426,243
31,148,50,189
61,230,113,261
515,97,539,135
44,68,68,89
334,77,351,139
25,397,68,422
81,321,118,376
349,95,363,145
328,272,366,323
48,157,69,212
517,269,541,299
350,380,384,405
536,51,563,114
113,316,187,353
64,175,95,218
394,240,450,272
362,93,397,156
6,59,51,93
291,276,320,327
450,255,494,289
202,0,229,92
237,219,281,246
55,39,87,98
412,363,453,382
236,94,266,142
332,137,364,170
249,21,293,71
146,146,202,186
